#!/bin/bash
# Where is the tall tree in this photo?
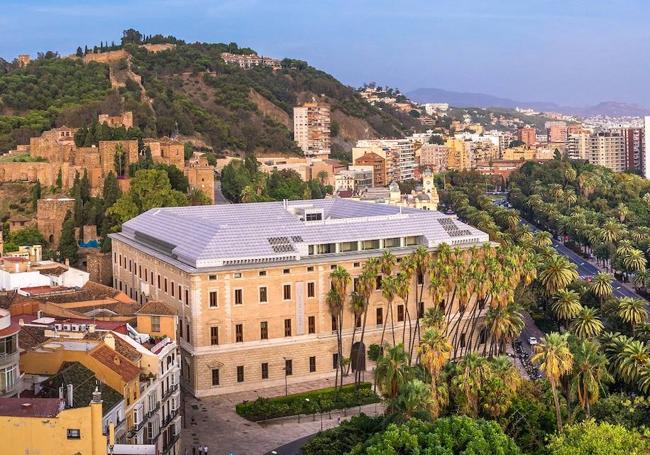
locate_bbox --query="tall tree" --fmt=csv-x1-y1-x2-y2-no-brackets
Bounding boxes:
58,210,78,264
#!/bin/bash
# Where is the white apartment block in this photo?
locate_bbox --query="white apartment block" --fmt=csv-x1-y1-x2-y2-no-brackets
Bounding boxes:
354,139,415,182
293,102,331,158
589,131,626,172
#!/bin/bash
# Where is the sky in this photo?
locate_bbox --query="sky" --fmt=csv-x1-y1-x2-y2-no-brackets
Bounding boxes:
2,0,650,107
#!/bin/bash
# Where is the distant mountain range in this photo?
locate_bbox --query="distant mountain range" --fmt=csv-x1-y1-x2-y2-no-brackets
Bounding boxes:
406,87,650,118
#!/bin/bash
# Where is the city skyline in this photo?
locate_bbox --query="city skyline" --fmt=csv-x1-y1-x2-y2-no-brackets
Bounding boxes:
2,0,650,108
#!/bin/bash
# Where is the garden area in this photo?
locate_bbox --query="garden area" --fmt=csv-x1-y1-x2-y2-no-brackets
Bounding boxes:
235,383,379,421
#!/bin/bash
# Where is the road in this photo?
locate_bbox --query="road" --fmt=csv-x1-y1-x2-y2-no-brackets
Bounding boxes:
522,219,641,299
214,180,230,204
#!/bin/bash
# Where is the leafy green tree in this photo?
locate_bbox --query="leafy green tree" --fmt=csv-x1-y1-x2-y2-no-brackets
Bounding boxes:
546,419,648,455
56,169,63,190
75,47,83,58
5,227,46,249
58,210,78,263
351,417,521,455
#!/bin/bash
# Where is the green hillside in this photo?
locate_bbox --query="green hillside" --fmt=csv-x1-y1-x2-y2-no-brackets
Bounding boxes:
0,31,419,156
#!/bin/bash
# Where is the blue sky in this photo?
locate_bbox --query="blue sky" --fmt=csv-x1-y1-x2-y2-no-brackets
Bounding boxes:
2,0,650,107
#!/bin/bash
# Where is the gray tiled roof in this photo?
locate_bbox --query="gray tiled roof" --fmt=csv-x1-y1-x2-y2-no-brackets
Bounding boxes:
112,199,489,270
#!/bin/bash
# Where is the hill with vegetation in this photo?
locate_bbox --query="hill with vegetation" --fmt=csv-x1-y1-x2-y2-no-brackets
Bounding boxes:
0,29,419,157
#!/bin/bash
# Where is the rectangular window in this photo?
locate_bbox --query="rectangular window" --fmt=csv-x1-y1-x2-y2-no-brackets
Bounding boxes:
353,262,361,268
331,315,338,331
129,260,132,272
307,266,314,272
178,284,181,300
316,243,336,254
418,301,424,318
179,322,183,338
339,241,358,252
355,314,362,328
376,308,383,326
151,316,161,332
150,271,153,284
259,287,268,303
185,289,189,305
353,278,359,292
138,265,142,278
332,353,339,370
405,236,418,246
157,275,161,289
284,319,292,337
259,271,266,276
479,328,487,345
186,323,190,343
261,362,269,379
164,278,168,293
361,239,380,250
460,333,466,348
210,326,219,346
114,252,117,263
283,284,291,300
67,429,81,440
309,356,316,372
384,237,400,248
171,281,175,297
397,305,404,322
285,359,293,376
211,368,220,386
307,282,315,298
234,289,243,305
209,275,217,280
235,324,243,342
308,316,316,334
375,276,382,290
209,291,218,308
260,321,268,340
417,272,423,285
283,268,290,274
237,366,244,383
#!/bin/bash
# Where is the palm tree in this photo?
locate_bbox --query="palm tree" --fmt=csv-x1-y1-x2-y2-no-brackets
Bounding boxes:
590,272,613,303
622,249,647,279
380,250,396,276
616,297,648,330
329,266,351,388
616,339,650,384
419,327,451,418
539,255,578,296
380,275,398,347
570,307,604,339
347,291,365,375
551,290,583,326
483,303,524,356
451,353,491,417
374,343,410,401
532,332,574,431
353,267,375,384
389,379,432,420
632,269,650,293
570,340,612,417
533,231,553,249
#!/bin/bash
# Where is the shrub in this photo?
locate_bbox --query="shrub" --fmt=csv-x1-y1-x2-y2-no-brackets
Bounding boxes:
235,383,379,421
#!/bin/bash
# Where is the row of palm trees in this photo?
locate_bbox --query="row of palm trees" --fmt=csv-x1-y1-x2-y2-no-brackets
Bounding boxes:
326,241,534,389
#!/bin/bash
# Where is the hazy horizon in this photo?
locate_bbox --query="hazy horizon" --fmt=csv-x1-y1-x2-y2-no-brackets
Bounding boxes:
2,0,649,107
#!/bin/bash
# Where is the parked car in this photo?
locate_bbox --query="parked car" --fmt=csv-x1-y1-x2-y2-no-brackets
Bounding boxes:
528,336,538,346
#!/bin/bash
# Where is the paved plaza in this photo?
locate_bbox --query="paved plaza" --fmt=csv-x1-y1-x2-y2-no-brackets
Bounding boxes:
181,376,384,455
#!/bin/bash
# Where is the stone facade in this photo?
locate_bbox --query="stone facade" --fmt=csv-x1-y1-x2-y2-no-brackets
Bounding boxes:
86,251,113,286
98,112,133,129
36,198,75,247
112,240,490,397
185,153,215,203
144,138,185,170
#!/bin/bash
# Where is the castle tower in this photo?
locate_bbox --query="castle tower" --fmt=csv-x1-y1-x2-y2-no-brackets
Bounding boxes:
422,168,439,209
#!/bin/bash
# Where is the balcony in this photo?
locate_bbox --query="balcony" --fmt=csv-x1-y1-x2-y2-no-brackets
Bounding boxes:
162,433,180,454
146,402,160,419
161,408,179,428
161,383,178,400
0,351,19,368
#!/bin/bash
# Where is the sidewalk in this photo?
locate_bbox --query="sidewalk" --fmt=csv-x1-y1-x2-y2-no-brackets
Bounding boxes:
181,376,384,455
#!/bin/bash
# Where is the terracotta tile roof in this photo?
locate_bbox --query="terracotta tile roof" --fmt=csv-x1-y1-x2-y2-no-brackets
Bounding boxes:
18,325,49,350
0,398,62,418
89,345,140,382
0,320,20,337
136,300,177,316
112,335,142,363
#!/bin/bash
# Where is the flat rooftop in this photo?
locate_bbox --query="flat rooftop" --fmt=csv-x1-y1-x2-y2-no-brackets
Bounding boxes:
112,198,489,271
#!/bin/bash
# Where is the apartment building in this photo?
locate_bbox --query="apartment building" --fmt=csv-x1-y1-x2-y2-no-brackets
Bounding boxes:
0,309,20,397
644,116,650,179
418,144,448,173
293,102,331,158
622,127,644,171
517,127,537,146
567,132,591,160
334,168,373,193
589,131,626,172
446,138,472,171
546,121,568,144
354,152,387,187
353,140,415,182
19,315,181,454
110,199,490,397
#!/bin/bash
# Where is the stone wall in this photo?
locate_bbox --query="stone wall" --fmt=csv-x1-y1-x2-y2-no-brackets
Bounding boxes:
82,49,128,64
86,251,113,286
36,198,75,247
98,112,133,129
185,166,215,203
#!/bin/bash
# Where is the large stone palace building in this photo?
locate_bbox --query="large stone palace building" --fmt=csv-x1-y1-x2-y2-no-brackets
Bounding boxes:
110,199,490,397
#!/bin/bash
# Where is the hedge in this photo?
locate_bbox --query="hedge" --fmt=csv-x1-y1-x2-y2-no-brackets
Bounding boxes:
236,383,380,421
